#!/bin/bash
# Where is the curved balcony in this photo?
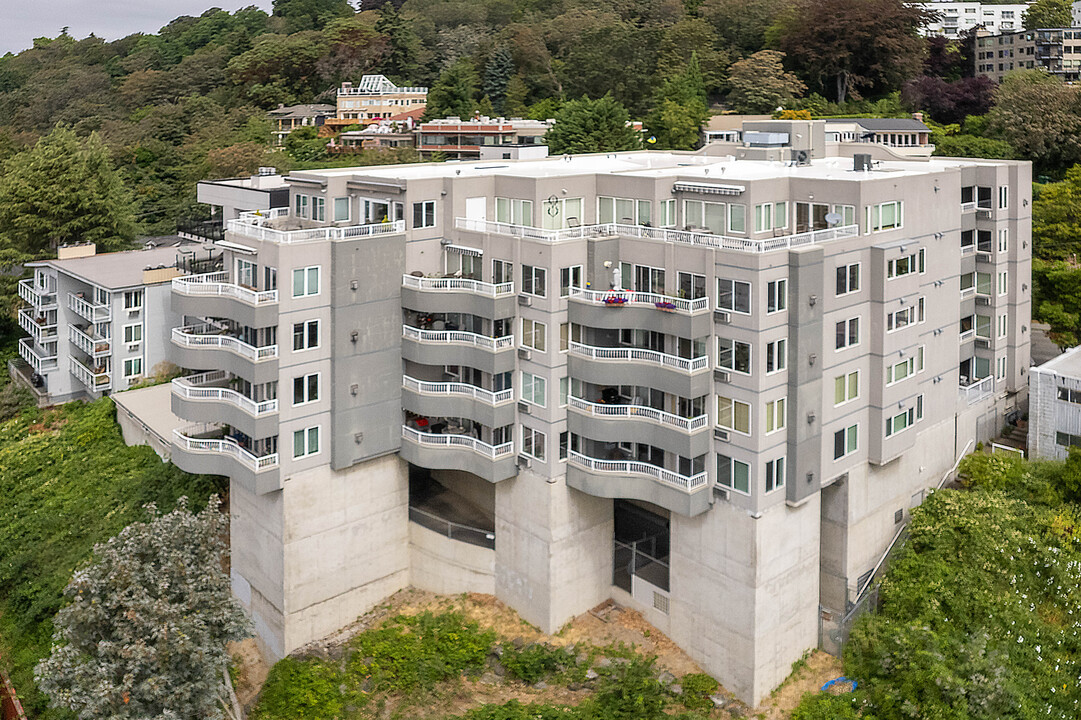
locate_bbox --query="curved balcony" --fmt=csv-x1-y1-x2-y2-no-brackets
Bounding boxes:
171,371,279,439
567,341,711,398
171,325,279,383
401,274,517,317
402,376,516,428
171,272,279,327
399,426,517,483
171,426,280,495
68,325,110,359
568,288,712,337
401,325,516,375
566,397,710,458
566,450,710,517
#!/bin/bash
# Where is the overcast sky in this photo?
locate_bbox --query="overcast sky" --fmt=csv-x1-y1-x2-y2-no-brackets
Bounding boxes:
2,1,274,55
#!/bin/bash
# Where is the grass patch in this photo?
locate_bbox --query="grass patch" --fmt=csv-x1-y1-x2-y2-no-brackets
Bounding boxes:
252,657,359,720
500,643,576,684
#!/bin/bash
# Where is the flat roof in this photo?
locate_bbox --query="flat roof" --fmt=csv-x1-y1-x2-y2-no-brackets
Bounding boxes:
28,245,194,290
1035,344,1081,378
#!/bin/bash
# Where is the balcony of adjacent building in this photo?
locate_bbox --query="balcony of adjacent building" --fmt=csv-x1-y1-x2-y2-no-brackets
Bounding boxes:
400,414,517,483
566,434,710,517
68,324,111,360
171,371,279,439
567,327,711,399
171,320,279,383
225,207,405,245
401,310,515,375
402,362,516,429
566,381,710,458
171,271,279,328
567,286,711,338
67,292,111,324
401,272,517,318
18,278,57,311
171,424,280,494
70,356,111,394
18,307,58,346
18,337,58,374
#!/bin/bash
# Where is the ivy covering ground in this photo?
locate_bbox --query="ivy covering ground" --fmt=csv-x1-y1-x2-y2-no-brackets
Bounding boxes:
0,395,224,718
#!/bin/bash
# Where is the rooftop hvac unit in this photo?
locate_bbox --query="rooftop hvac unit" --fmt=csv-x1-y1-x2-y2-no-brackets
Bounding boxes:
853,154,873,172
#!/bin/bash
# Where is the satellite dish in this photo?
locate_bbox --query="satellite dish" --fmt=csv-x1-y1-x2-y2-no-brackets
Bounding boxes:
825,212,842,226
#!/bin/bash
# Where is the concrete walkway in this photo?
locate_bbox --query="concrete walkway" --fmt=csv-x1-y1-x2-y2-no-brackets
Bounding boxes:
1031,322,1062,367
111,382,184,460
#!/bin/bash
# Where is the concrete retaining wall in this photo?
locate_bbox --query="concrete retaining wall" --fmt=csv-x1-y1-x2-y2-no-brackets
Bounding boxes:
409,522,495,595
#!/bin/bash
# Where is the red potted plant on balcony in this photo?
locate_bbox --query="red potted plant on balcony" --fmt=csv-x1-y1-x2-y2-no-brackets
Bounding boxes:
603,293,628,306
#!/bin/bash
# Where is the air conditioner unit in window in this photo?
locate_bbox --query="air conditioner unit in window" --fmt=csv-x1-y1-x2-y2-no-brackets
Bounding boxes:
127,343,140,351
127,308,140,316
517,454,532,469
517,401,531,414
713,309,731,324
714,427,730,441
714,369,731,383
517,295,532,306
518,348,531,360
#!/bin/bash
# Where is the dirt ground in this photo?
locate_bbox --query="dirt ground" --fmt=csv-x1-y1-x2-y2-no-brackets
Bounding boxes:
234,588,844,718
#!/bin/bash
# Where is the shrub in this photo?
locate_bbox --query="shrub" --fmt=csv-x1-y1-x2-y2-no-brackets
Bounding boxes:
790,692,862,720
583,656,669,720
454,699,578,720
253,657,349,720
501,643,575,684
679,673,718,710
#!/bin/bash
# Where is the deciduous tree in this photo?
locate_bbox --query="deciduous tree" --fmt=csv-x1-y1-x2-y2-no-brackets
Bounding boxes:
647,54,710,150
544,94,640,155
1024,0,1073,30
272,0,355,33
423,58,479,120
986,70,1081,176
726,50,805,114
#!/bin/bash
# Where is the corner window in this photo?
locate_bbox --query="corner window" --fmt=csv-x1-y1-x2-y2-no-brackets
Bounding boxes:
521,371,546,407
521,318,546,352
522,427,546,461
412,200,436,229
755,202,787,232
293,426,320,459
717,278,751,314
124,290,143,310
765,457,786,493
560,266,582,297
717,337,751,374
295,194,310,219
292,266,320,297
865,201,902,232
834,424,858,460
717,454,750,494
887,250,922,279
523,265,547,297
717,396,751,435
728,204,747,234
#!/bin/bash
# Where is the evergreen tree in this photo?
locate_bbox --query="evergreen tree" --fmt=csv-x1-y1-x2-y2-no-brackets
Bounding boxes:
646,54,710,150
375,2,422,83
424,58,479,120
0,125,136,258
271,0,354,33
483,46,515,116
545,94,640,155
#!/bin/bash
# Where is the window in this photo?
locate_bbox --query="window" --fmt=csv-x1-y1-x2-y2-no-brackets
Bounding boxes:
560,266,582,297
492,259,513,285
998,313,1009,338
599,197,652,225
767,279,787,313
999,186,1009,209
540,197,582,230
866,201,903,232
295,194,309,219
521,318,546,352
522,265,547,297
559,430,568,460
293,427,320,459
998,271,1008,295
123,324,142,344
755,202,787,232
661,199,677,228
521,372,546,406
887,357,915,385
236,259,256,289
834,424,858,460
836,263,860,295
717,278,751,314
333,197,350,222
412,200,436,228
765,457,786,493
684,200,726,233
312,196,325,222
917,345,925,373
1058,386,1081,404
961,229,975,250
496,198,533,225
887,250,923,279
765,338,787,373
522,427,546,461
678,272,707,300
728,204,746,233
1056,431,1081,448
834,371,858,405
997,356,1007,380
717,337,751,374
998,229,1008,253
717,396,751,435
621,264,665,293
765,398,786,434
976,271,992,296
717,454,750,494
293,373,319,405
835,317,860,350
887,306,915,332
123,357,142,378
293,320,319,351
292,266,320,297
124,290,143,310
560,322,581,352
559,377,569,406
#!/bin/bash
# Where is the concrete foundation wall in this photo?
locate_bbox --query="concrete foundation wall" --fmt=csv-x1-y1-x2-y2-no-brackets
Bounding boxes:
409,522,495,595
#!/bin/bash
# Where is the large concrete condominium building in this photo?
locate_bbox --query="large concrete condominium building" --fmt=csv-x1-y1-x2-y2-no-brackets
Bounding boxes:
164,126,1030,704
919,2,1030,37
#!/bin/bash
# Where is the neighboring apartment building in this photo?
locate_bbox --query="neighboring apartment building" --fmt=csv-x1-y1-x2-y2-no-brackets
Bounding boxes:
1028,345,1081,458
15,244,195,404
705,116,934,158
162,129,1030,705
332,75,427,129
415,116,551,159
267,104,336,145
920,2,1030,37
976,27,1081,81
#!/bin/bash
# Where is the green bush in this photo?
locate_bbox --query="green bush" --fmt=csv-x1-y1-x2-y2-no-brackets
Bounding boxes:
453,699,578,720
678,673,718,711
582,656,669,720
501,643,575,684
253,657,350,720
790,692,863,720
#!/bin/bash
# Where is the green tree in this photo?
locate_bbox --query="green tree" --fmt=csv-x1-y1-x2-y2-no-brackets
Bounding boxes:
1033,164,1081,259
375,2,422,83
726,50,806,113
283,125,330,162
1024,0,1073,29
424,58,479,120
647,54,710,150
35,497,250,720
271,0,354,33
700,0,790,58
0,125,136,258
544,94,640,155
989,70,1081,176
483,46,514,116
656,18,730,97
774,0,933,103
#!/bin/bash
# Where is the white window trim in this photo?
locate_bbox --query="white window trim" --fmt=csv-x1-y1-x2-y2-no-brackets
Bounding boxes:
717,396,752,436
123,323,143,344
292,319,320,352
834,370,859,407
835,317,861,352
717,337,752,376
520,371,547,408
833,424,858,461
765,397,787,435
123,357,143,378
293,426,321,459
521,427,546,462
717,278,752,315
292,266,321,298
836,262,861,296
764,456,786,493
293,372,320,406
765,338,787,375
717,455,751,496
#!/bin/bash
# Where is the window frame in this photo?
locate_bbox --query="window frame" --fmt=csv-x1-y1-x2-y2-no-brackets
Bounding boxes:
520,371,547,407
293,426,321,459
123,323,143,344
412,200,436,229
522,264,547,298
292,319,320,352
834,370,859,406
765,397,787,435
717,453,751,495
835,317,860,351
123,357,143,378
521,426,546,461
717,337,752,375
765,456,786,493
836,262,860,296
521,318,547,352
766,278,787,314
292,266,321,298
833,424,858,460
293,372,320,406
717,278,751,315
717,395,751,435
765,338,787,374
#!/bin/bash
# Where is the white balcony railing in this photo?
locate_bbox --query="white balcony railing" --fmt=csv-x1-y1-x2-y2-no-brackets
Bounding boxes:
401,425,514,459
567,450,708,492
69,357,111,392
960,375,994,404
172,372,279,417
172,272,279,305
171,326,279,362
172,428,279,472
959,328,975,342
568,287,709,314
18,279,57,309
960,201,977,213
402,274,514,298
456,217,860,254
567,396,708,433
18,308,58,343
568,341,709,373
18,337,58,373
69,325,111,358
402,325,515,351
402,375,513,406
227,214,405,245
67,292,111,323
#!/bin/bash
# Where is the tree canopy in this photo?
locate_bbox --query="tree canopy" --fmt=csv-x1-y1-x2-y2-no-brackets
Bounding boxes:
544,95,640,155
727,50,806,114
1023,0,1073,30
